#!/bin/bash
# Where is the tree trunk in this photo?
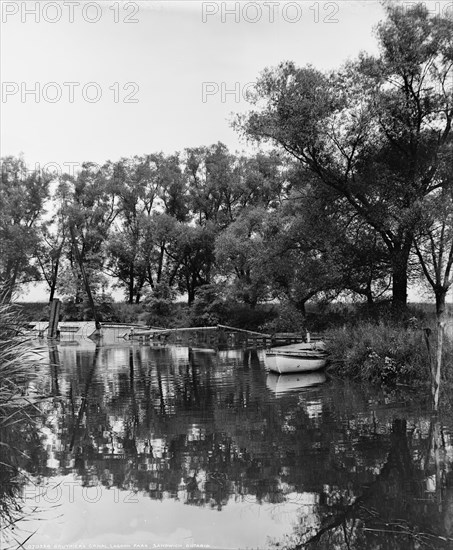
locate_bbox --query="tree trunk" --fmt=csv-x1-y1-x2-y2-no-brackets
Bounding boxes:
49,257,60,303
433,290,447,410
390,243,411,314
366,280,374,305
188,286,195,306
2,261,20,302
392,268,407,311
128,266,134,304
69,224,101,330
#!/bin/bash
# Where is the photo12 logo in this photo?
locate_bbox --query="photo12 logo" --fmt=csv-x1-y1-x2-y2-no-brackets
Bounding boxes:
24,481,139,504
202,81,256,103
1,1,140,23
399,1,453,17
1,82,140,103
201,2,340,24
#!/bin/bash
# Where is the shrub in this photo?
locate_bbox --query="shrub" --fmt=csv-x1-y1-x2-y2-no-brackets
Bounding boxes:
60,294,118,322
141,284,180,327
110,302,144,324
189,284,227,327
326,321,431,387
260,301,303,333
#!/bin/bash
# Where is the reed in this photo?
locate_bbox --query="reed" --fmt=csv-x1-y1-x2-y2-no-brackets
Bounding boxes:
0,299,43,549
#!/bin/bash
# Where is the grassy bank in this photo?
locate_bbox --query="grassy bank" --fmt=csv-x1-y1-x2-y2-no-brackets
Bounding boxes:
0,301,43,547
326,318,453,405
326,322,431,386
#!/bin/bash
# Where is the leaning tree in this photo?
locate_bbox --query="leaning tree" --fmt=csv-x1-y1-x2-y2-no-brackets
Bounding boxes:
236,3,453,311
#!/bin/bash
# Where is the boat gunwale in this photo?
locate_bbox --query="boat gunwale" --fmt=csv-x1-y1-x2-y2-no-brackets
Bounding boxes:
266,348,328,357
266,354,328,361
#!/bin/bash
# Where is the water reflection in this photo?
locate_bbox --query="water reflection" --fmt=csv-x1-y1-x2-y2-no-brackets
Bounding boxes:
1,342,453,549
266,372,327,395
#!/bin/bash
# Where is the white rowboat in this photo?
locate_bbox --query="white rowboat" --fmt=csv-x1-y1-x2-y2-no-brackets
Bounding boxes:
265,342,328,374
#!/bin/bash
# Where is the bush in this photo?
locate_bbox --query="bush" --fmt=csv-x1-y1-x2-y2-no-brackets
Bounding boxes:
141,284,182,327
189,284,227,327
60,295,118,322
326,321,431,387
260,301,303,333
110,302,144,324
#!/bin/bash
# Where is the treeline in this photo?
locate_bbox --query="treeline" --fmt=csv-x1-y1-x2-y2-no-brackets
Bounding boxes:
0,4,452,326
0,146,399,315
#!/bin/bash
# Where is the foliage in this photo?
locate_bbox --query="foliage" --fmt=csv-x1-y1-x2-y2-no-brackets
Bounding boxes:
0,157,51,300
141,283,178,327
215,207,271,307
189,284,227,326
59,294,117,322
236,3,453,309
260,300,305,333
326,320,432,386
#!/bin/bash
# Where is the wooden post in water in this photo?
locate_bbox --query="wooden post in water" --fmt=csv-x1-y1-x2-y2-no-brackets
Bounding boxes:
48,298,61,339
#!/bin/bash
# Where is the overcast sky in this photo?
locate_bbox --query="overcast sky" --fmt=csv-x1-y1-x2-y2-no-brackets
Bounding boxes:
1,0,386,170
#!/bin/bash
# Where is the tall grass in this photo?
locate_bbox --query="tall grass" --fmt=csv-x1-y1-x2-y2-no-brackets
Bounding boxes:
0,303,38,405
326,321,432,387
0,300,43,548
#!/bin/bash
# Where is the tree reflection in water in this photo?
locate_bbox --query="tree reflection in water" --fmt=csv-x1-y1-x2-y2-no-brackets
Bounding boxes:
0,391,48,549
280,418,453,550
2,341,453,549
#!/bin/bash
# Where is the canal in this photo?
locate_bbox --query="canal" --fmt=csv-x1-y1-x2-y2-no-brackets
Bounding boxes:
2,340,453,549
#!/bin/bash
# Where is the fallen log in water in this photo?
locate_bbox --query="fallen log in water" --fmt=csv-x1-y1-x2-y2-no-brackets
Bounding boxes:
129,324,272,339
131,326,219,337
217,324,271,338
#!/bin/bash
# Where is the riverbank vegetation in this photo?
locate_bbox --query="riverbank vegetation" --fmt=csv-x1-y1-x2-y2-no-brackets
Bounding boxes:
1,4,452,403
0,299,44,548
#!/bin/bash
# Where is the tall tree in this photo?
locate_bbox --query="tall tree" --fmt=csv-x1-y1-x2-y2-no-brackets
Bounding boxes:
0,156,50,300
169,223,216,305
215,207,271,308
106,156,159,303
236,3,453,311
185,143,236,227
106,154,187,303
59,162,119,319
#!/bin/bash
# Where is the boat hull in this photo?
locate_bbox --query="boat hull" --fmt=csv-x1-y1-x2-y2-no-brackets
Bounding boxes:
265,342,328,374
265,353,327,374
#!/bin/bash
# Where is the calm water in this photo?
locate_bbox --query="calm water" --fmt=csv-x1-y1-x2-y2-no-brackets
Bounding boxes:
2,340,453,550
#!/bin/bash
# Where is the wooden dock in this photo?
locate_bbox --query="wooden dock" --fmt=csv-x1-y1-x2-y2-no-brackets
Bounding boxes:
26,320,316,348
128,325,309,348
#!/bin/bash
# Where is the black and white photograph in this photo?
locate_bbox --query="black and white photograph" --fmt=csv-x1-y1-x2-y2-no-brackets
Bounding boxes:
1,1,453,548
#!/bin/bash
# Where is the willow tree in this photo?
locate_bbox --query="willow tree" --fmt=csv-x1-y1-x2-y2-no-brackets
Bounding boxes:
236,3,453,312
0,157,50,301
